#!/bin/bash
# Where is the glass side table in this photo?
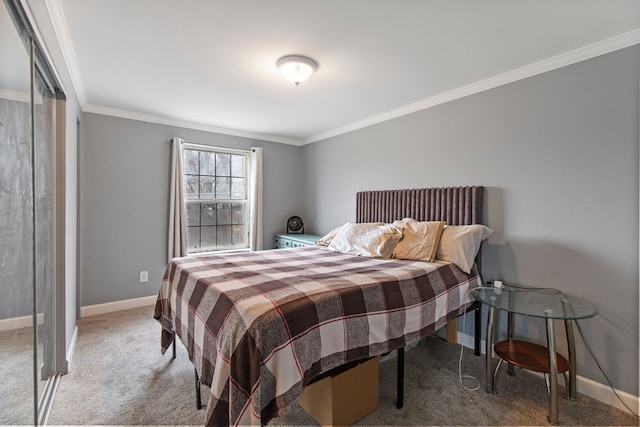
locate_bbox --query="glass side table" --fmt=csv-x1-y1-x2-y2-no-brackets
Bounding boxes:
470,285,598,425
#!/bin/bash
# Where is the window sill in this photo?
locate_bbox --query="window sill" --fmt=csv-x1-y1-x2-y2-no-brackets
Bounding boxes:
189,248,250,256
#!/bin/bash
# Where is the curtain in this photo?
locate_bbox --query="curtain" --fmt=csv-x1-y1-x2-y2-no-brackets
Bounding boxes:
249,147,263,251
168,137,187,261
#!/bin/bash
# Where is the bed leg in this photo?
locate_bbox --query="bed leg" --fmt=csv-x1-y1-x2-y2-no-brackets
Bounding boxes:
195,368,202,410
396,347,404,409
474,302,481,356
172,334,176,359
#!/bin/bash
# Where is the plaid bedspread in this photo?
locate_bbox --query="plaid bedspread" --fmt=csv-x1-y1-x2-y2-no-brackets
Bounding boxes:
154,246,481,426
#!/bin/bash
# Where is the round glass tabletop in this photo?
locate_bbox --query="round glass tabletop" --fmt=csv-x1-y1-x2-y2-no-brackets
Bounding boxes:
470,285,598,320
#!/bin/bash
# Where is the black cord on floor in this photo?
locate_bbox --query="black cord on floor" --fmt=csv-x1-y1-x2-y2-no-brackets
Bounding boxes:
458,287,490,401
574,319,639,417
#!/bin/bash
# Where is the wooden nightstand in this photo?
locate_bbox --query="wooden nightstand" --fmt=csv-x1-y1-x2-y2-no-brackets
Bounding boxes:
273,233,321,249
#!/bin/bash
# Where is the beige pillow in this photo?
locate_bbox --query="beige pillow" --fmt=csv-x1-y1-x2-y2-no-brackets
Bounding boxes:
436,224,494,273
392,218,446,262
327,222,403,258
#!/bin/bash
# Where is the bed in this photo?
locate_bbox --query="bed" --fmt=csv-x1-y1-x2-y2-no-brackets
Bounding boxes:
155,186,487,426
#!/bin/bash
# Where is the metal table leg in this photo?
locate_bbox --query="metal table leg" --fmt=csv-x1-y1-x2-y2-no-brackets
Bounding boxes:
545,312,559,425
474,302,481,356
486,306,496,393
562,298,578,401
507,311,515,376
564,318,577,399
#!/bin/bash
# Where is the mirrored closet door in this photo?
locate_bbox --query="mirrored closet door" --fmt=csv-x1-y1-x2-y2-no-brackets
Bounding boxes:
0,0,65,424
33,46,56,420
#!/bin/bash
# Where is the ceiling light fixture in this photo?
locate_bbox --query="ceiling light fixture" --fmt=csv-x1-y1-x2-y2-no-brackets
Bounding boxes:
277,55,318,86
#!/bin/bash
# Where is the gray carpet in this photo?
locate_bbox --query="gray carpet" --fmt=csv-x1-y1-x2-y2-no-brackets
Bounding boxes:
4,305,636,426
0,326,36,424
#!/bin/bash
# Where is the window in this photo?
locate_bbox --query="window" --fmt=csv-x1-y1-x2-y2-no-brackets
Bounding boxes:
183,145,250,253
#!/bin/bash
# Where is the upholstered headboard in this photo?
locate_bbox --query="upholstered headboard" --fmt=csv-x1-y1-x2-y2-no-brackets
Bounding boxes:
356,186,485,351
356,186,484,226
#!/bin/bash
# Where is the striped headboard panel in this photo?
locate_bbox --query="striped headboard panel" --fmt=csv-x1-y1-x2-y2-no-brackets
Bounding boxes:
356,186,484,226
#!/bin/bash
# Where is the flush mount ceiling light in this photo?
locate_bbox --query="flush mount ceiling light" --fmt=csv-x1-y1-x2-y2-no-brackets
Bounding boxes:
277,55,318,86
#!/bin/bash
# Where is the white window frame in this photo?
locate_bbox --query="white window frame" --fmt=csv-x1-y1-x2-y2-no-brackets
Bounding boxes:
182,143,252,254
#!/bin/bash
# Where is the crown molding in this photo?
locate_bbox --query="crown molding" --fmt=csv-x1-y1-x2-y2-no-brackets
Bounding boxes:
41,2,639,147
42,0,301,145
84,104,304,146
45,0,87,108
304,29,640,145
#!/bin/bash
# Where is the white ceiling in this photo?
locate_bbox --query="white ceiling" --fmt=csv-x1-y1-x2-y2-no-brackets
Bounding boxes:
37,0,640,145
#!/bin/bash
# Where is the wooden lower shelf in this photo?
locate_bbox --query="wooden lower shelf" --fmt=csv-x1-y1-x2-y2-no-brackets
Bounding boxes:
494,340,569,374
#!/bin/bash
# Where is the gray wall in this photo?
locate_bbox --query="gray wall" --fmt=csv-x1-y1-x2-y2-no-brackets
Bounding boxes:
300,46,639,396
80,114,302,306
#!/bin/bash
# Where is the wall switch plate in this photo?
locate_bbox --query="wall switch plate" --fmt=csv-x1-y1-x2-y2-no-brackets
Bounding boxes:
139,271,148,282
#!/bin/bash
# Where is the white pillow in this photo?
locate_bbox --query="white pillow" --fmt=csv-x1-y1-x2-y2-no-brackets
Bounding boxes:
435,224,494,273
327,222,403,259
391,218,446,262
315,226,344,247
315,223,384,247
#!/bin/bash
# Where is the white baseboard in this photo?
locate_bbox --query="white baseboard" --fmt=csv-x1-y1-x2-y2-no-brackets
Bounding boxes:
456,331,639,416
2,295,153,366
80,295,157,318
576,374,639,415
0,312,46,332
0,314,32,331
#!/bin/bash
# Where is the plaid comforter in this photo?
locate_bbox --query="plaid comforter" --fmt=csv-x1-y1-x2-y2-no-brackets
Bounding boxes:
154,246,481,426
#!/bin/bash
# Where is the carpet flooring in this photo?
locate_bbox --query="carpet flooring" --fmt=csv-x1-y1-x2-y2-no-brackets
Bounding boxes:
3,305,637,426
0,326,36,424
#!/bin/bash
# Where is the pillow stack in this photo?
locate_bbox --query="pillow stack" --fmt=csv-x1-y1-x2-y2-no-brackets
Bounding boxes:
316,219,493,273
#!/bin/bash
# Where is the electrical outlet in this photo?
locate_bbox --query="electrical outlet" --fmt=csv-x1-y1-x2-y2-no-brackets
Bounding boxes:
139,271,148,283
